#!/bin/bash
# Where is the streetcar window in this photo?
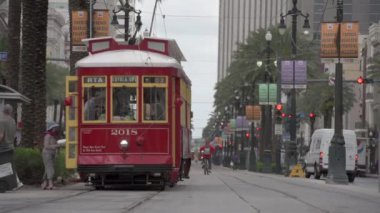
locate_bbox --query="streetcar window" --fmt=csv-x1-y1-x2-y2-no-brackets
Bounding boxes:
143,87,166,121
112,87,137,121
83,87,106,121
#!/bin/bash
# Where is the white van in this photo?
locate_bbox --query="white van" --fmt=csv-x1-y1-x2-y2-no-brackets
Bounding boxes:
304,129,357,182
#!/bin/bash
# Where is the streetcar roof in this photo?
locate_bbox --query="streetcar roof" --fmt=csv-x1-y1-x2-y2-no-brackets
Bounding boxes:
75,49,183,69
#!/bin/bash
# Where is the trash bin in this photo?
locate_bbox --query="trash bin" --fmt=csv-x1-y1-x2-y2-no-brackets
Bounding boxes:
0,148,17,192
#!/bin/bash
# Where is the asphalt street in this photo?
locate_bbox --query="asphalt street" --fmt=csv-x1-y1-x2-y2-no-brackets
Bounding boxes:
0,163,379,213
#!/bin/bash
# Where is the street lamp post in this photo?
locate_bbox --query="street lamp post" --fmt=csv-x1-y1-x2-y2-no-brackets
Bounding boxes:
111,0,142,44
326,0,348,184
279,0,310,168
263,31,273,173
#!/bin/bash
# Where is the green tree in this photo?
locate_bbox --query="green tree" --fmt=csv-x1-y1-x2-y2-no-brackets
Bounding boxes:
207,27,356,134
298,83,355,128
213,28,320,119
46,63,68,104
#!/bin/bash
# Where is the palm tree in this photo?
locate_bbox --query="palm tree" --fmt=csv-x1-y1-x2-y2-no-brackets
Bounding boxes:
33,0,49,146
7,0,21,90
20,0,49,147
21,0,38,147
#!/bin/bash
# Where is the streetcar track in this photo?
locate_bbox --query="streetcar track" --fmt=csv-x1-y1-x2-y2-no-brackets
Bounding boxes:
215,173,261,213
124,191,160,212
1,188,94,213
228,174,330,213
242,172,380,205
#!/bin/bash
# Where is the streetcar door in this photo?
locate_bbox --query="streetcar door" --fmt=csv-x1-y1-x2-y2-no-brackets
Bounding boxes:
65,76,78,169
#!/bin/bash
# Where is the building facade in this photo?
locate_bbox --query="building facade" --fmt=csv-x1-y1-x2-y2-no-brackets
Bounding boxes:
217,0,290,82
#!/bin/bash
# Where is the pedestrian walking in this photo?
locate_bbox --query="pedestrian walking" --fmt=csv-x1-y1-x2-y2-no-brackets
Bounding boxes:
232,152,240,171
41,123,60,190
0,104,23,190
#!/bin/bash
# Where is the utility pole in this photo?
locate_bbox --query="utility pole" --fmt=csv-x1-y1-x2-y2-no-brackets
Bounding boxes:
326,0,348,184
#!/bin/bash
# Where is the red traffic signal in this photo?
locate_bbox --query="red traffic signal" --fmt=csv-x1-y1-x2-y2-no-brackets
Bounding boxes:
309,112,316,118
245,132,250,139
281,113,287,118
275,104,283,111
357,76,374,84
357,76,364,84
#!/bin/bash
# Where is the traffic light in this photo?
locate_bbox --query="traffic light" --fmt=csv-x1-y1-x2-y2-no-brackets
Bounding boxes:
309,112,316,122
275,104,283,111
275,104,283,123
357,76,374,84
309,112,316,134
245,132,250,139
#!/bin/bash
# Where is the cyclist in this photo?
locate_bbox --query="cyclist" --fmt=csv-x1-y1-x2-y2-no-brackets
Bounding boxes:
199,139,215,170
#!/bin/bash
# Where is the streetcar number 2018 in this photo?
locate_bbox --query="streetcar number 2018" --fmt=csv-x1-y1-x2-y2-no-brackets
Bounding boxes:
111,129,138,136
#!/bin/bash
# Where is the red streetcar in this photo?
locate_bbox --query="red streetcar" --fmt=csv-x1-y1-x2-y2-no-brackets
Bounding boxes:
64,37,192,190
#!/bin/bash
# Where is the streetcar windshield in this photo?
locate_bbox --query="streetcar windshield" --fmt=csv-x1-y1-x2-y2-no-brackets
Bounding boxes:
112,87,137,121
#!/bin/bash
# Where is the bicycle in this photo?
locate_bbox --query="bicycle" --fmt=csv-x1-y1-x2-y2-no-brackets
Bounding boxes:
202,158,210,175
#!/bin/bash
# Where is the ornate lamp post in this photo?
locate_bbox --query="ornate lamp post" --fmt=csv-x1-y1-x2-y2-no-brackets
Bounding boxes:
111,0,142,44
278,0,310,169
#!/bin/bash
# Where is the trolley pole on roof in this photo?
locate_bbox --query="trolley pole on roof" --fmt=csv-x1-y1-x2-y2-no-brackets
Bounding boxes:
149,0,159,36
111,0,143,44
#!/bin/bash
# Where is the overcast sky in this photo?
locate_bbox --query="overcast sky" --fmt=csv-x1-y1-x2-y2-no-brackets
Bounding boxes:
137,0,219,139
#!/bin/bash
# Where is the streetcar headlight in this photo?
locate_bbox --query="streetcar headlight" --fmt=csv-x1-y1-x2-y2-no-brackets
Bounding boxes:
120,140,129,149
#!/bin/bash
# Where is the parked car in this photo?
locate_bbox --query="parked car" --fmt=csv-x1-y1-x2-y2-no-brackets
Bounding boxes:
304,129,357,182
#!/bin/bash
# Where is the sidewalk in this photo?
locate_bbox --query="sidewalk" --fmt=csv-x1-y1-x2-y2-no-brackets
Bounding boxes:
366,173,379,179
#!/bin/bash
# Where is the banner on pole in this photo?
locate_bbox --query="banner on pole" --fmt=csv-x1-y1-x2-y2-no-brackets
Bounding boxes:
320,22,359,58
72,10,88,45
259,84,277,105
93,10,110,38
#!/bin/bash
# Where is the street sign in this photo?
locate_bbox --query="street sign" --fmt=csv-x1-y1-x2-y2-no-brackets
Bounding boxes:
275,124,283,135
0,52,8,61
72,46,87,52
